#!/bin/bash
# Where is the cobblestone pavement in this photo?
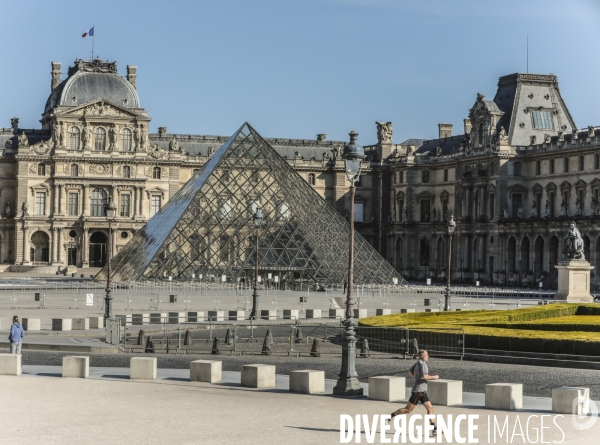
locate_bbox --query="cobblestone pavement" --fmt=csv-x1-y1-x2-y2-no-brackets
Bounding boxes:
11,348,600,399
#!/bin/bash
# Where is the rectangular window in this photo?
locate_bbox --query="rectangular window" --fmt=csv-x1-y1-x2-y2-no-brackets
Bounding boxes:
596,153,600,170
550,158,555,174
564,157,569,173
422,170,430,183
549,192,555,217
420,199,431,222
512,194,522,219
535,161,541,176
400,171,404,183
354,202,364,223
120,194,130,217
531,111,554,129
443,169,448,182
151,195,161,216
35,192,46,215
514,162,522,176
68,193,79,216
579,155,585,171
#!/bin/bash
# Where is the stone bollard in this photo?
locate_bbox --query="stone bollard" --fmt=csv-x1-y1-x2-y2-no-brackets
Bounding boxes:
305,309,321,319
184,330,192,346
552,386,590,415
224,329,232,345
62,356,89,378
368,376,405,402
485,383,523,410
137,330,146,346
190,360,222,383
0,354,22,376
22,318,41,331
353,309,368,319
260,310,277,320
290,370,325,394
145,336,155,353
212,337,221,355
359,339,370,358
295,327,304,344
310,338,321,357
130,357,157,380
428,379,463,406
88,317,104,329
52,318,72,331
72,318,89,330
376,309,392,316
241,364,276,389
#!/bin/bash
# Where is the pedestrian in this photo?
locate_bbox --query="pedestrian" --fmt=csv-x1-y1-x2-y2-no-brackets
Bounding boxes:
9,315,25,354
388,350,439,435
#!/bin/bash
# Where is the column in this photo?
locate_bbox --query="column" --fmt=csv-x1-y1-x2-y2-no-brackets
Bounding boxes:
83,186,90,216
138,187,144,216
22,226,29,264
51,228,57,264
57,228,63,263
59,185,65,215
53,184,59,216
82,228,89,267
132,187,138,217
111,185,118,205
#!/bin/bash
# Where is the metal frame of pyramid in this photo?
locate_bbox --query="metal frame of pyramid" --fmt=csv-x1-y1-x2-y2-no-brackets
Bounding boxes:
98,123,406,285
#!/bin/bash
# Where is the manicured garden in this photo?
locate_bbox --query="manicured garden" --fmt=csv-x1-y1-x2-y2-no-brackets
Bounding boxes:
359,304,600,355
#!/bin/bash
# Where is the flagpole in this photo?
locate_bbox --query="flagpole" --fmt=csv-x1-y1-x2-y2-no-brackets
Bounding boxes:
92,23,95,59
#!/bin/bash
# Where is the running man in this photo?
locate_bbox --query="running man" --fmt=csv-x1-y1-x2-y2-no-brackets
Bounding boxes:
388,350,439,434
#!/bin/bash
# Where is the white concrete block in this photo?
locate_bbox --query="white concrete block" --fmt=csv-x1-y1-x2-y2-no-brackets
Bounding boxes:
283,309,299,320
241,364,276,388
168,312,186,324
428,379,463,406
425,308,440,313
88,317,104,329
353,309,368,319
62,356,89,378
0,354,22,376
130,357,157,380
485,383,523,410
329,309,344,319
305,309,322,319
552,386,590,415
260,310,277,320
207,311,225,321
190,360,222,383
376,309,392,316
400,309,416,313
289,370,325,394
368,376,406,402
228,311,245,321
187,311,205,322
52,318,72,331
150,312,167,323
132,314,150,325
115,314,132,326
22,318,40,331
72,318,89,330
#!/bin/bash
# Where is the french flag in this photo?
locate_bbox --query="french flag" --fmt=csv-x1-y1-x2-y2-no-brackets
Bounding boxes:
82,27,94,38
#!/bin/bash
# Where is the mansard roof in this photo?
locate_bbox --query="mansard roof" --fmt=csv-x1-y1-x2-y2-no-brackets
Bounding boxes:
45,59,140,113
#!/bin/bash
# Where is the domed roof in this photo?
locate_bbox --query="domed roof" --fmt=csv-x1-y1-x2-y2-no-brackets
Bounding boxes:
45,59,140,113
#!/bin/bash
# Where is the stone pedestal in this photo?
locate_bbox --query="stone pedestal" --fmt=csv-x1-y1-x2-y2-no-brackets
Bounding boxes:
130,357,157,380
72,318,89,330
376,309,392,316
554,260,594,302
353,309,368,319
428,379,463,406
228,311,245,321
207,311,225,321
187,311,205,322
190,360,222,383
289,370,325,394
22,318,41,331
62,356,89,378
305,309,321,319
0,354,22,375
241,364,275,388
485,383,523,410
283,309,299,320
368,376,405,402
168,312,185,324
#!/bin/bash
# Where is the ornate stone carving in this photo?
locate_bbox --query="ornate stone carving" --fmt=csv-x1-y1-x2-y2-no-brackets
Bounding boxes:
572,129,579,140
82,124,91,150
22,201,28,216
55,121,65,148
162,168,169,178
497,126,508,142
322,151,330,161
18,131,28,148
68,59,118,76
88,164,111,175
29,164,37,174
139,124,149,150
29,139,52,155
576,198,582,216
376,122,393,144
108,124,117,150
401,206,407,222
545,199,550,217
207,146,214,157
133,125,140,151
588,126,595,138
169,135,179,152
557,131,564,142
5,200,10,217
4,139,13,150
317,134,326,141
435,146,442,156
563,221,585,260
530,135,537,145
147,144,166,160
543,134,551,144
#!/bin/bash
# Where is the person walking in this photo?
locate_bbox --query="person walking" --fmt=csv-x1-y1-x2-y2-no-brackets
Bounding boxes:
8,316,25,354
388,350,439,434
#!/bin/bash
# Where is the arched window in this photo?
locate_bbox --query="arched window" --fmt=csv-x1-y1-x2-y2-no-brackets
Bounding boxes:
121,128,132,151
123,166,131,178
68,127,80,150
70,164,78,177
90,188,107,216
37,163,45,176
153,167,161,179
94,127,106,151
308,173,316,186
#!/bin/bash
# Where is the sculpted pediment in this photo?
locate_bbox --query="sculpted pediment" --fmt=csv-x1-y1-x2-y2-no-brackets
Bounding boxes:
57,99,139,118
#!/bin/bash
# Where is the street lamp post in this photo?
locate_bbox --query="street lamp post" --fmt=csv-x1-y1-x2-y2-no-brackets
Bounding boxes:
104,198,117,320
444,216,456,311
333,130,365,397
518,260,522,288
505,260,508,286
460,259,463,284
249,207,263,320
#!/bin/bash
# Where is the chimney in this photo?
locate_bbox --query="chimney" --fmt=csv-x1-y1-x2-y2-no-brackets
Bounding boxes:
464,118,472,135
51,62,61,90
127,65,137,89
10,118,19,130
158,127,167,137
317,134,326,141
438,123,452,139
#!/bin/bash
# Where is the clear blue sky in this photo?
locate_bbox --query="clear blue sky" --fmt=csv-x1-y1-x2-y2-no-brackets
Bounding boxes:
2,0,600,145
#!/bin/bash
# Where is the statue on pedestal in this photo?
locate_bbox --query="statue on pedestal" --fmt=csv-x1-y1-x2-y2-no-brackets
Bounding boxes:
563,221,585,260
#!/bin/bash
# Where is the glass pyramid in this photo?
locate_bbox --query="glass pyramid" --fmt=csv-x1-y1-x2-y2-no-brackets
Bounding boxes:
100,123,406,285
